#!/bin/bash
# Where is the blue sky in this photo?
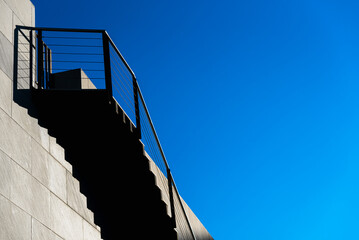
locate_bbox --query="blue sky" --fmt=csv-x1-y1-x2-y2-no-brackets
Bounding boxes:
32,0,359,239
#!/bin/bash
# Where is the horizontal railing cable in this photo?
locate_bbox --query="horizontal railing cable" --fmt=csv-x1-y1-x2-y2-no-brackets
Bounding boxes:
52,52,103,55
111,66,133,101
42,36,102,40
46,44,102,48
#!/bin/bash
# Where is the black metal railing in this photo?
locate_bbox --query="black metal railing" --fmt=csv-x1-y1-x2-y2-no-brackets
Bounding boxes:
15,25,196,240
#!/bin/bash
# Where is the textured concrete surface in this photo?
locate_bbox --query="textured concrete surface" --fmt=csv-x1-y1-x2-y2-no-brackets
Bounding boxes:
31,139,50,187
84,220,102,240
12,100,50,150
48,154,67,202
32,218,63,240
67,171,95,224
0,149,12,199
0,70,12,115
0,32,13,79
0,194,31,240
0,0,12,43
50,193,84,240
11,159,51,224
4,0,33,28
49,136,72,172
0,1,103,239
0,107,32,171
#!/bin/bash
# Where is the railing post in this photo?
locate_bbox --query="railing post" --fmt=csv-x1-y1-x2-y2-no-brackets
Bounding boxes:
102,31,113,101
37,30,44,89
133,79,141,139
167,169,177,229
44,44,48,89
29,30,33,89
47,47,52,88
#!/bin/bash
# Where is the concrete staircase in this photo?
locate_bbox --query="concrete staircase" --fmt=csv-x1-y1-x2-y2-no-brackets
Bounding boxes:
11,89,104,239
31,89,177,240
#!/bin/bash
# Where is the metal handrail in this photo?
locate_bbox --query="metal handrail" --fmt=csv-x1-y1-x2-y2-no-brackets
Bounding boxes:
16,25,196,240
17,25,105,33
104,31,136,79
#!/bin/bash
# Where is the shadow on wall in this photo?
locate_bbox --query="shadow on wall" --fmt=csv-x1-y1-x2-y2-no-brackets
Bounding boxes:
11,26,178,240
12,26,36,116
12,26,96,120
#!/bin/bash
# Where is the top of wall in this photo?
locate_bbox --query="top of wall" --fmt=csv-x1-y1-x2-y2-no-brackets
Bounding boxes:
0,0,35,44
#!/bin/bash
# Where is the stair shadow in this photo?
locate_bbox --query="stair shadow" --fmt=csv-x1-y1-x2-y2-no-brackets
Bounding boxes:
30,90,175,239
12,27,176,240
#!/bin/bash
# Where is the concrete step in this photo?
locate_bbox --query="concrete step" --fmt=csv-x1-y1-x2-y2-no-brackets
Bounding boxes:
16,91,102,233
49,136,72,173
66,171,96,225
32,89,177,240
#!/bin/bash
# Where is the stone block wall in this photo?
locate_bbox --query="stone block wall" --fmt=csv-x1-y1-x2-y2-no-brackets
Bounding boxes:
0,0,103,239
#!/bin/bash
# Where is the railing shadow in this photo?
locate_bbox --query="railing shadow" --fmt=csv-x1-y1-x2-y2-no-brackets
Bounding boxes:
13,26,41,124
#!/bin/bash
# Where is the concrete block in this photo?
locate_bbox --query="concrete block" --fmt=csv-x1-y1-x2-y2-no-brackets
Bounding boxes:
50,193,83,240
37,127,50,151
12,101,52,151
49,136,72,173
31,139,49,186
0,0,12,43
12,10,23,39
12,101,50,151
38,126,50,151
50,68,97,90
11,161,51,224
32,218,63,240
0,108,32,171
0,194,31,240
0,69,12,115
81,70,97,89
4,0,33,27
0,149,12,199
67,172,94,223
0,31,13,79
48,154,67,202
68,172,80,192
83,219,102,240
11,101,33,136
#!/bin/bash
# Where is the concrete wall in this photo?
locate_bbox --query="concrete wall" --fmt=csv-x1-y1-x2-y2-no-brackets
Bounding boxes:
1,1,213,239
147,153,213,240
0,0,103,239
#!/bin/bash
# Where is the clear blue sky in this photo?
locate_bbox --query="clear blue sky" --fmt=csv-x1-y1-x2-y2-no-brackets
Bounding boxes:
32,0,359,239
